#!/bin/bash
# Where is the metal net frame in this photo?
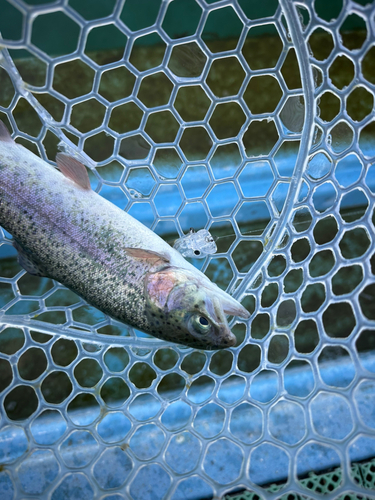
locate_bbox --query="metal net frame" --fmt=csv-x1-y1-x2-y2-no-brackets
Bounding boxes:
0,0,374,499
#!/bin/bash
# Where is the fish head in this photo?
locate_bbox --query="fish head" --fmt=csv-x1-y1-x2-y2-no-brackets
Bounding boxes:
144,268,249,350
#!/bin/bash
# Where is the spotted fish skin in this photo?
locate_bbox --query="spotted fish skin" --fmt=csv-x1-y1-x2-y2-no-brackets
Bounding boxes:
0,147,150,330
0,121,249,349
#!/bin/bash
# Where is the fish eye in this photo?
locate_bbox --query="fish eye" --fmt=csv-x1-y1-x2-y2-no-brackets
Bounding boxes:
194,250,201,256
191,314,211,335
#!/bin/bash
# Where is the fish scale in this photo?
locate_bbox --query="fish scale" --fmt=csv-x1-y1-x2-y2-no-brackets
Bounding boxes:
0,122,249,349
0,148,151,330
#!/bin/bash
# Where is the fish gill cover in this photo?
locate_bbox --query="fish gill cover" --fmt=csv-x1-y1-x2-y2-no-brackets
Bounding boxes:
0,0,374,499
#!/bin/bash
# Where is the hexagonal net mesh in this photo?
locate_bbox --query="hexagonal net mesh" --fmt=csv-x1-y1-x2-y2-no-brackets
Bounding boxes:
0,0,374,498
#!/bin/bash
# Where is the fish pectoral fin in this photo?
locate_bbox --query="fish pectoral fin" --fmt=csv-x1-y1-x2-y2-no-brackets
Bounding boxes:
56,153,91,191
202,281,250,320
222,298,250,319
0,120,14,143
13,240,48,277
124,247,170,263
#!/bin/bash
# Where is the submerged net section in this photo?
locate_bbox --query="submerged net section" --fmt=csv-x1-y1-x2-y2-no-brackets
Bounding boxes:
0,0,374,498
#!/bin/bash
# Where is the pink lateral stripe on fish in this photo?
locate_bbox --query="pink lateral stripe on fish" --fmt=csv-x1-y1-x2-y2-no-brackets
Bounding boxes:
0,120,249,349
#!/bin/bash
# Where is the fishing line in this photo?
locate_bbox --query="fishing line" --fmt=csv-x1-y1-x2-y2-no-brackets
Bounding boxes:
171,207,367,248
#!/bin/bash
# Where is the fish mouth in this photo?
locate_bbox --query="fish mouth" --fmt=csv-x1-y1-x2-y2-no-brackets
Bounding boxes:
191,333,236,350
204,296,238,349
207,330,236,350
221,330,237,348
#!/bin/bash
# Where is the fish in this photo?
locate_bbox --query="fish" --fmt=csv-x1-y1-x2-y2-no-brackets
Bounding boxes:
0,120,249,349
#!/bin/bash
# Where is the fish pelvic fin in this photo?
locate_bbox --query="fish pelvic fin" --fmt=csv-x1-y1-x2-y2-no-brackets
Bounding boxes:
13,240,48,277
56,153,91,190
0,120,14,143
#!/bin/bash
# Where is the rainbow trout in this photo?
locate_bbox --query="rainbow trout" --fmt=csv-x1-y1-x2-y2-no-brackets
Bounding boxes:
0,121,249,349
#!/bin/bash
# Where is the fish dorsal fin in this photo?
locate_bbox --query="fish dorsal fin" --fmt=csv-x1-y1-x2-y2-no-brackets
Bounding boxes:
56,153,91,190
124,248,170,263
0,120,14,143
